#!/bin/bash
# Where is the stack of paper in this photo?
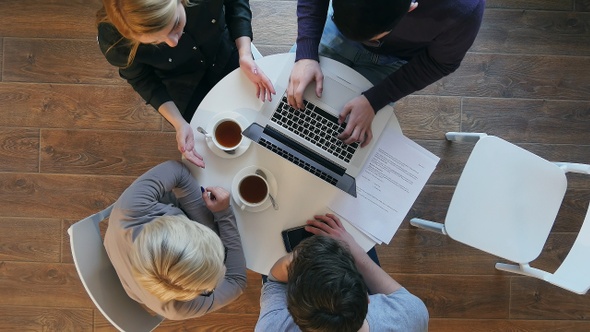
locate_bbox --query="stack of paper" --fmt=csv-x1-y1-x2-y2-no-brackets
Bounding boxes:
329,130,440,244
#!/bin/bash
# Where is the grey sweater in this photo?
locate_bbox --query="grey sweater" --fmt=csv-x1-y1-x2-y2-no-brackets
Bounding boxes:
255,281,429,331
104,160,247,320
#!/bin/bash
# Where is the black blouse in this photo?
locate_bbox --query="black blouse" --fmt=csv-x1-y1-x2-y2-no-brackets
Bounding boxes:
98,0,253,113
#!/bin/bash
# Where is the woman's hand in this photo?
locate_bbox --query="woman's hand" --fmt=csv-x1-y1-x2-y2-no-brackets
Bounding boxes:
202,186,230,213
158,101,205,168
240,54,275,102
235,36,275,102
177,122,205,168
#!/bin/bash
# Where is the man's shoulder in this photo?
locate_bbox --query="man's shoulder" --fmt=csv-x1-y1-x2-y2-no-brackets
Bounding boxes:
368,287,426,311
256,281,300,332
261,279,288,298
367,288,429,331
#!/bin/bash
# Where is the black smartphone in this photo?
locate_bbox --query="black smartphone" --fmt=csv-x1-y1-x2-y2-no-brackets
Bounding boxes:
281,226,314,252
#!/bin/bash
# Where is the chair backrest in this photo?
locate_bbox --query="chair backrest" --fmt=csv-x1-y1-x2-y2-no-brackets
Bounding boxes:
251,42,263,60
68,205,164,332
545,203,590,294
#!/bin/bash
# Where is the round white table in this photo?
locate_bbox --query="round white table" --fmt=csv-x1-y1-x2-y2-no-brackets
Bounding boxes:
186,53,402,274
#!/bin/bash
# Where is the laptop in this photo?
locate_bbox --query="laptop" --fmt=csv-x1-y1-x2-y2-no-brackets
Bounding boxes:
242,61,393,197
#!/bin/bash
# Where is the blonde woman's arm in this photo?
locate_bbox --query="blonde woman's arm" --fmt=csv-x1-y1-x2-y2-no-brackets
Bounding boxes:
115,161,193,223
171,187,247,319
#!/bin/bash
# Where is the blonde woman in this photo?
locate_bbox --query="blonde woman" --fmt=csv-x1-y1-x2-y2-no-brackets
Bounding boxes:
97,0,275,168
104,160,246,319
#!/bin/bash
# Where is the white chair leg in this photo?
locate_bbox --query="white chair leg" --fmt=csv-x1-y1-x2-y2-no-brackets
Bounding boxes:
555,162,590,175
445,132,487,143
495,263,549,280
410,218,447,235
495,262,523,274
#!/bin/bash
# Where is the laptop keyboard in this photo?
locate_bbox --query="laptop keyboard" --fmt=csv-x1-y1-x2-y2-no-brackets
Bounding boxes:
258,137,338,185
241,122,358,197
270,96,359,163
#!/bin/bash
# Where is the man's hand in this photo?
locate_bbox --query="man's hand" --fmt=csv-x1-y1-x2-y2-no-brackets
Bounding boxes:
177,122,205,168
306,213,402,294
338,95,375,147
202,186,230,213
287,59,323,109
305,214,363,255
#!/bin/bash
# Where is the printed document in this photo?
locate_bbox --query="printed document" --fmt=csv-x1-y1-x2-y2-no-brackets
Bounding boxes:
329,130,440,244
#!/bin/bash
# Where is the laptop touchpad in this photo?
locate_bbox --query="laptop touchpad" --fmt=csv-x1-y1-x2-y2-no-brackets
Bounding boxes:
305,76,359,114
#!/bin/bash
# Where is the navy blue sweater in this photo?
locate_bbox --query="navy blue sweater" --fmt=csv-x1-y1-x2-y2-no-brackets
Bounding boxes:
296,0,485,111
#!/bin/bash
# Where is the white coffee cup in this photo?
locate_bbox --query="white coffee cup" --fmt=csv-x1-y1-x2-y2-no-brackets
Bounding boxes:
212,118,243,153
237,173,269,210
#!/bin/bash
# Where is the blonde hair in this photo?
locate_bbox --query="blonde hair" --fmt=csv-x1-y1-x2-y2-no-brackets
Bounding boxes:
130,214,225,302
97,0,192,65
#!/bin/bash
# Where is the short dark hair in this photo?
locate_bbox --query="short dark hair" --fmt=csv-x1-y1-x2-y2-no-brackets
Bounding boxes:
332,0,412,41
287,236,368,332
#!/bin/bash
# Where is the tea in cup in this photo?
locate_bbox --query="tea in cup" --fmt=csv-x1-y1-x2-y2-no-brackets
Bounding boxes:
237,174,269,210
212,118,243,153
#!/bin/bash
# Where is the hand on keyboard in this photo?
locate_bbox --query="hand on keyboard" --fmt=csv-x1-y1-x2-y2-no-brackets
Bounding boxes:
338,95,375,147
287,59,324,109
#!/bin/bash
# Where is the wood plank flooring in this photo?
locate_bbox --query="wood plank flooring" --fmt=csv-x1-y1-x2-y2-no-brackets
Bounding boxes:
0,0,589,331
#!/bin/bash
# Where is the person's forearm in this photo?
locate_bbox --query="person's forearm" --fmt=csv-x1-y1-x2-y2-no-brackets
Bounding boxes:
170,163,211,227
158,101,187,130
365,0,484,110
235,36,253,58
268,253,293,283
363,55,454,112
224,0,253,40
295,0,330,61
348,243,401,295
116,161,186,219
215,209,247,284
174,209,246,319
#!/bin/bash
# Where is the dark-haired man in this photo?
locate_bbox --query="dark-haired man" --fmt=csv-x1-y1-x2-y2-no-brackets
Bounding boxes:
288,0,485,147
255,214,428,331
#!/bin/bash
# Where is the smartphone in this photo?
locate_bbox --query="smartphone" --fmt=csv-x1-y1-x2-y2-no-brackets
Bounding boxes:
281,226,314,253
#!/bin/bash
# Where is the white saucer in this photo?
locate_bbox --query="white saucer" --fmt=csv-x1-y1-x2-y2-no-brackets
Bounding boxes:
231,165,278,213
204,111,252,159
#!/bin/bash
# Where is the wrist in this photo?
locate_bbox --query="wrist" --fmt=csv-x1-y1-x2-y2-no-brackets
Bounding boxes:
295,40,320,62
158,101,186,129
296,58,318,64
171,118,189,132
238,50,253,59
345,240,366,259
235,36,252,58
212,206,233,219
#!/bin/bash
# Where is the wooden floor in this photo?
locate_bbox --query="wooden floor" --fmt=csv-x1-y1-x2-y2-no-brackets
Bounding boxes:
0,0,589,331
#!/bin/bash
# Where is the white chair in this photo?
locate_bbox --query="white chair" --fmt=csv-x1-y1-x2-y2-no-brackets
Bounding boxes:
68,205,164,332
251,42,263,60
410,132,590,294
